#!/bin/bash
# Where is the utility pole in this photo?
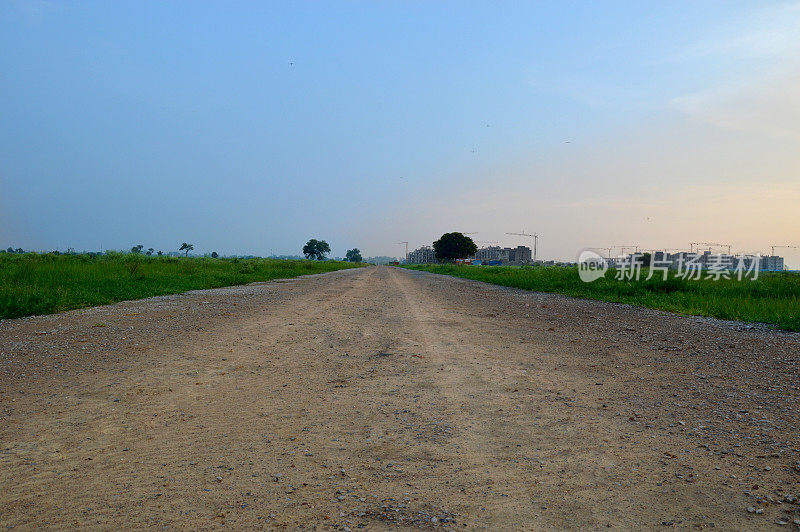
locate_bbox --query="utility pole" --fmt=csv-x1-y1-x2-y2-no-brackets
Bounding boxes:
506,232,539,261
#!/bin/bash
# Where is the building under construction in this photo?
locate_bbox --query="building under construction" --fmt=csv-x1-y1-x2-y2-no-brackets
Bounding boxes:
474,246,532,265
405,244,533,265
609,251,785,271
407,245,437,264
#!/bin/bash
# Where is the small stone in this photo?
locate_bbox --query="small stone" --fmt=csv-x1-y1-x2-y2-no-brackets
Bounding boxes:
755,508,764,515
764,466,772,471
776,520,788,526
273,474,282,482
747,507,755,514
215,476,222,482
793,519,800,526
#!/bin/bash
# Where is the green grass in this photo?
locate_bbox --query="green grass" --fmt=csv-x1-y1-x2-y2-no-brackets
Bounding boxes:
0,252,365,319
402,264,800,331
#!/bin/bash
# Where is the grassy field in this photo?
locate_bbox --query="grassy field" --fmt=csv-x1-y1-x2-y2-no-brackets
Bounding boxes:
403,264,800,331
0,253,364,320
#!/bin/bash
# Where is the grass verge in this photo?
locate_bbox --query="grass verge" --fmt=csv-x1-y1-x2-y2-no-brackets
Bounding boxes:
0,253,365,319
402,264,800,331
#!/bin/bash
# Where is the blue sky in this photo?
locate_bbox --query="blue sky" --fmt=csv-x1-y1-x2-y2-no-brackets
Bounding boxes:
2,1,799,263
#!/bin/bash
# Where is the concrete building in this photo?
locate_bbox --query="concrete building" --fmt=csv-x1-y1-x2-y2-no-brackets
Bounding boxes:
474,245,532,265
407,245,437,264
760,255,784,271
620,251,785,272
474,246,508,262
509,246,532,263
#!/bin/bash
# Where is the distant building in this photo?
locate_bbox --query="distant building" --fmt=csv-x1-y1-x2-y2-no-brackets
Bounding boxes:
509,246,532,263
474,245,532,265
407,245,437,264
621,251,784,272
760,255,784,271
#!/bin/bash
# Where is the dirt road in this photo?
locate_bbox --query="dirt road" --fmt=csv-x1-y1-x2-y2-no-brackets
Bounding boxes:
1,266,799,530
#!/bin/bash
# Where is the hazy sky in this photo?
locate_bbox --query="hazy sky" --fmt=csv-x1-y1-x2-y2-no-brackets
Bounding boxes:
2,1,799,264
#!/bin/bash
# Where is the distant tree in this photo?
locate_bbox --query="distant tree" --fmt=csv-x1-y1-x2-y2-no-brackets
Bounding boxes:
15,248,23,254
5,247,13,253
131,244,144,254
179,242,194,257
146,248,154,256
302,239,331,260
211,251,219,258
345,248,363,262
433,232,478,262
157,250,163,256
641,252,652,267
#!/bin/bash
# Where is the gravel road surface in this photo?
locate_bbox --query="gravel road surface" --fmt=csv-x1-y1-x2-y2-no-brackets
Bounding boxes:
1,266,799,530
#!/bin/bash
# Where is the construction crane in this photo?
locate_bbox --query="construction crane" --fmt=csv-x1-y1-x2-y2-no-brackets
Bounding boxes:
613,245,640,256
506,232,539,261
770,245,800,256
690,242,731,254
397,241,408,263
590,247,613,258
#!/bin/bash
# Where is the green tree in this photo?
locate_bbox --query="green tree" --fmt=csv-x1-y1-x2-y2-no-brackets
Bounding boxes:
146,248,154,256
179,242,194,257
433,232,477,262
302,239,331,260
131,244,144,254
345,248,362,262
211,251,219,258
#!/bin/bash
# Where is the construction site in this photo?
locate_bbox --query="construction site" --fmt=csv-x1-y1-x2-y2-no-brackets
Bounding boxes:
404,237,794,271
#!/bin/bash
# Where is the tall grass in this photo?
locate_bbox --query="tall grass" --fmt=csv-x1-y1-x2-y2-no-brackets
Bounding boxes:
402,264,800,331
0,253,364,319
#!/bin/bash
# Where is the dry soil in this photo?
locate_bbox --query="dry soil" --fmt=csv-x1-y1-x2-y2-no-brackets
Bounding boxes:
1,266,799,530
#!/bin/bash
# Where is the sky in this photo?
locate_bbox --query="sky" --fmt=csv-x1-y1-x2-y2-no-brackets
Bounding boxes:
1,1,799,264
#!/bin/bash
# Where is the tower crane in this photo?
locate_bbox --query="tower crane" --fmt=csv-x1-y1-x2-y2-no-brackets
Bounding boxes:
613,245,640,256
770,245,800,256
690,242,731,254
590,247,613,258
506,231,539,261
397,242,408,263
